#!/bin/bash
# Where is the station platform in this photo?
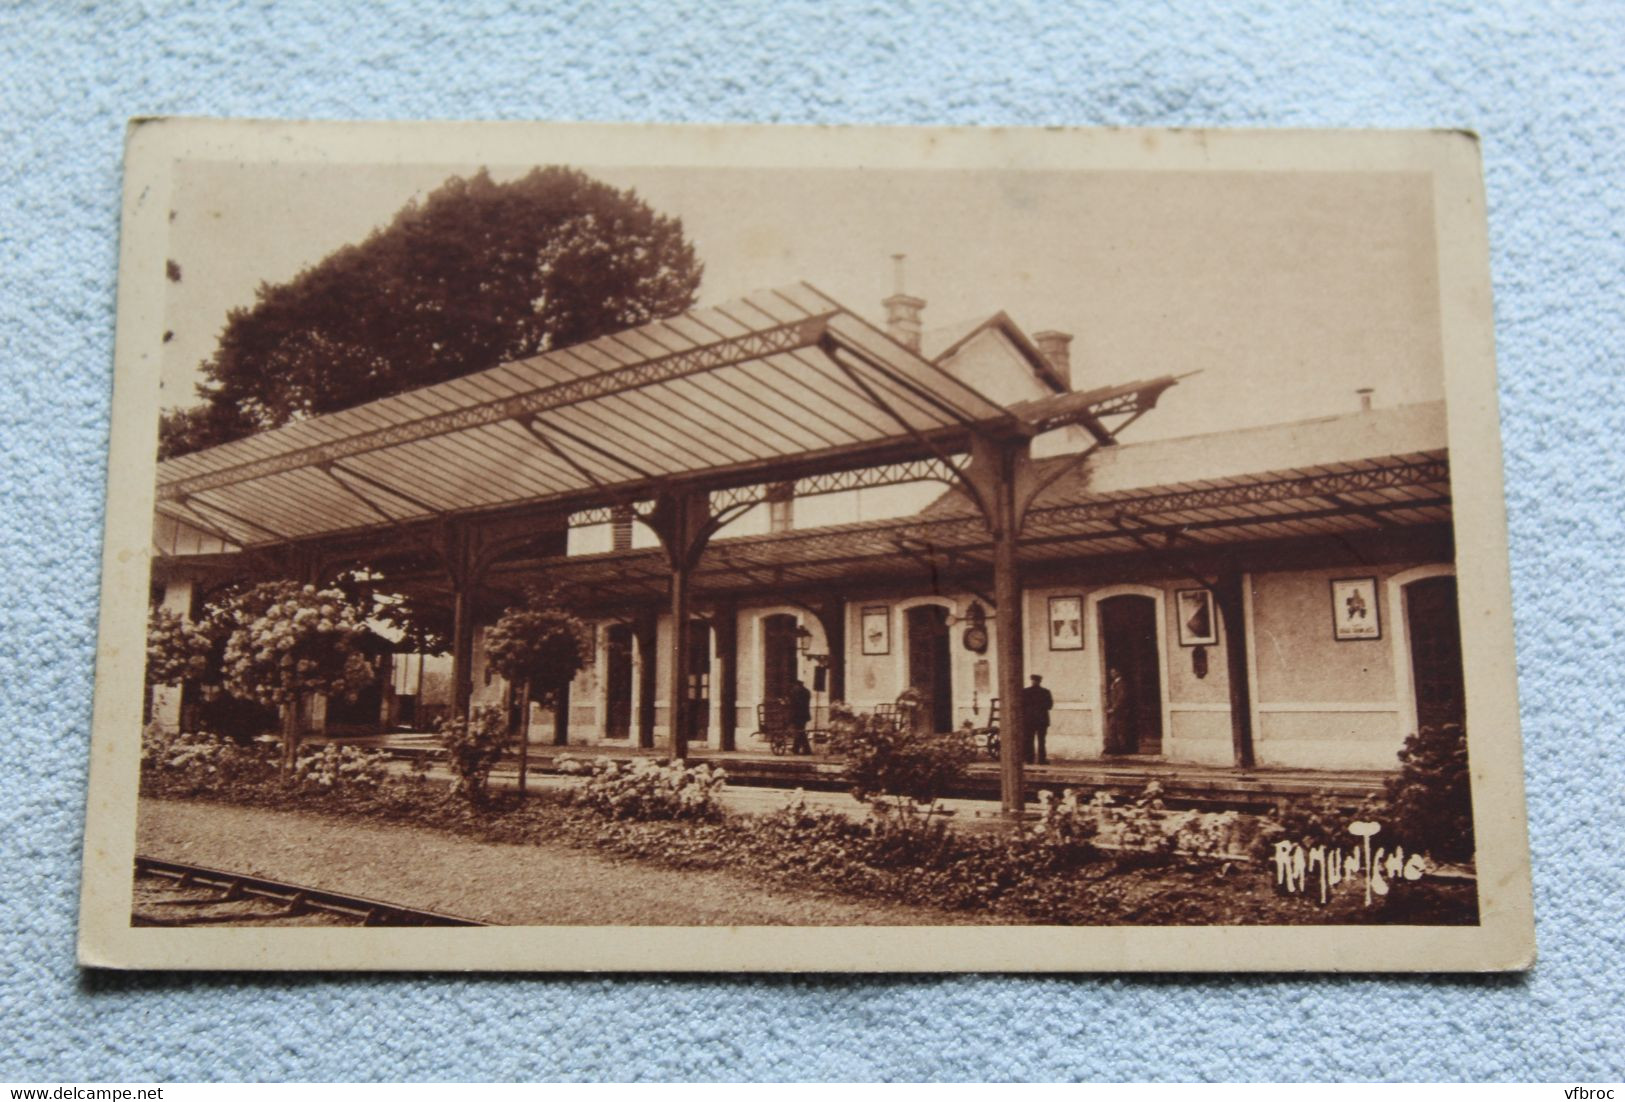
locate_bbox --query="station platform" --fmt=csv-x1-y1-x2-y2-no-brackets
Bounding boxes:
319,731,1391,811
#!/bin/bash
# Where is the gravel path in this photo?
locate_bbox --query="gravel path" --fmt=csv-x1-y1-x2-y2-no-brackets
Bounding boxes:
136,798,982,926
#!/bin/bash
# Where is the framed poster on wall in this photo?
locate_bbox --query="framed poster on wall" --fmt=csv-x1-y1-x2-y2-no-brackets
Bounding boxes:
1047,595,1084,650
860,606,891,655
1176,588,1219,646
1331,577,1382,640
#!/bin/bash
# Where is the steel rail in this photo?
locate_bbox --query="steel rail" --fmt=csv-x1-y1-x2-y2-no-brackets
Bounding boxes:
134,855,486,927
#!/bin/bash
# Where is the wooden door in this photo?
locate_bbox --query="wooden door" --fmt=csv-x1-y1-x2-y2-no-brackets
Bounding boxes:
685,619,711,744
762,614,798,708
1406,576,1465,730
905,605,954,733
604,623,633,739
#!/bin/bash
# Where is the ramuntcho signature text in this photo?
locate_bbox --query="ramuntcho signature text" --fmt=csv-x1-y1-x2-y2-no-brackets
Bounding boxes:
1272,821,1428,905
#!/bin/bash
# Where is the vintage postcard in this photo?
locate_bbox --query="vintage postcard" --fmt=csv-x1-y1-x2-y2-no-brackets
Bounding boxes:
79,120,1534,971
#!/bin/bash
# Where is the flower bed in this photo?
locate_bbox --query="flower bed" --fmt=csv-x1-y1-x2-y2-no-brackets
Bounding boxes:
139,742,1477,925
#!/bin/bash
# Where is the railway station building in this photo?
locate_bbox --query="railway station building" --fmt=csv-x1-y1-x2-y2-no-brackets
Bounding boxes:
148,282,1463,804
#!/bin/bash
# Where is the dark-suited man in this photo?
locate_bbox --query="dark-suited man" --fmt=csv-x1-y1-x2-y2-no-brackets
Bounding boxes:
788,677,813,755
1021,674,1054,764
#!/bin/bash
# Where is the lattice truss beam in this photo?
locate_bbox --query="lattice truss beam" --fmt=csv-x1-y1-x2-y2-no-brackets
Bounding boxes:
564,459,961,527
528,454,1451,597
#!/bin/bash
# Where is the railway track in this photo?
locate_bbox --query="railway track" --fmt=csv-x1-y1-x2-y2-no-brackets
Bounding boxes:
132,855,486,927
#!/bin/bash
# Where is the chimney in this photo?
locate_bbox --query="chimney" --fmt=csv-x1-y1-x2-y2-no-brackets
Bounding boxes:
766,481,794,534
1357,387,1374,412
883,253,926,352
611,504,634,551
1032,330,1074,390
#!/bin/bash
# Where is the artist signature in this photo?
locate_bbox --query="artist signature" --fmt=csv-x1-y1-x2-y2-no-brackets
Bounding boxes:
1272,821,1428,906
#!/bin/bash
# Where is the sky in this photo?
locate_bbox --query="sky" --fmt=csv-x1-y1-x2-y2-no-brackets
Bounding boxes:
161,158,1444,445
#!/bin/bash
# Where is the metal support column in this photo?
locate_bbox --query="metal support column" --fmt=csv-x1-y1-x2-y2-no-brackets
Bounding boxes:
635,608,658,749
1213,571,1257,769
966,433,1035,816
450,586,474,720
445,524,475,722
716,599,739,752
989,447,1028,815
647,488,717,762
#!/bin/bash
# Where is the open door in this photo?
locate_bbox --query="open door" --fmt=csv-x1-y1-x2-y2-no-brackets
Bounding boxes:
604,623,633,739
905,604,954,733
1099,594,1164,755
1405,575,1465,730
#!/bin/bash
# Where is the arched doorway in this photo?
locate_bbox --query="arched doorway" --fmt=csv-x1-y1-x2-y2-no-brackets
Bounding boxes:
761,614,799,709
1098,594,1163,755
904,604,954,733
684,619,712,744
603,623,634,739
1404,575,1465,730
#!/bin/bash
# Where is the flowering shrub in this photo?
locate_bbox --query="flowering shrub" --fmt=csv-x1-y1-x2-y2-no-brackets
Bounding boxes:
292,743,392,793
571,757,727,821
1385,723,1473,864
1094,782,1176,856
1246,790,1388,864
437,706,512,804
220,582,375,708
827,700,975,805
749,789,1093,913
1027,788,1101,870
145,608,218,688
863,799,958,868
553,755,592,776
139,726,279,795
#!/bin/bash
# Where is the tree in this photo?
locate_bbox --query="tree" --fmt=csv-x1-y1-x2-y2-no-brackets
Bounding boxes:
483,585,592,793
156,403,258,461
219,581,375,772
163,167,704,456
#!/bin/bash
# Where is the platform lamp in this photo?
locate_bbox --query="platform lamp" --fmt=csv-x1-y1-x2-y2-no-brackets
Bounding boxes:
794,622,831,706
794,622,829,666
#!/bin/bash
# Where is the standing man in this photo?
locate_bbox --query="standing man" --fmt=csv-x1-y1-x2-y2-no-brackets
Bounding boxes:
788,676,813,755
1105,667,1129,754
1021,674,1054,765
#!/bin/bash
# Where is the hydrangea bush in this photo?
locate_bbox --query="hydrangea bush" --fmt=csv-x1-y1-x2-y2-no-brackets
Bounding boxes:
139,725,280,795
436,706,512,804
144,608,218,688
292,743,393,793
571,757,727,821
220,582,374,706
827,700,976,806
219,581,375,769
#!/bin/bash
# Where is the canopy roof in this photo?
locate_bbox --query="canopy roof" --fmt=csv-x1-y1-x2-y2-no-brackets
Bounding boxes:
156,282,1175,549
485,447,1451,603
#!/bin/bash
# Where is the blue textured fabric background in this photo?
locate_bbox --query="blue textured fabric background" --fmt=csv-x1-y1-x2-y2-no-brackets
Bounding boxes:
2,0,1621,1082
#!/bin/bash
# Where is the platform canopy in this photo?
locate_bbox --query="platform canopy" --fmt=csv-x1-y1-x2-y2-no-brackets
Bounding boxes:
487,448,1452,602
156,282,1177,550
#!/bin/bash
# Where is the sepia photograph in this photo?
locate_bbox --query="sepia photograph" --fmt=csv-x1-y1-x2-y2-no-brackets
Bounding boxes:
78,120,1534,972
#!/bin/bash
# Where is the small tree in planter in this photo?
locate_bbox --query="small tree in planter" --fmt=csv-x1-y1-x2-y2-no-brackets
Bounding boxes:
219,581,375,774
483,585,591,792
